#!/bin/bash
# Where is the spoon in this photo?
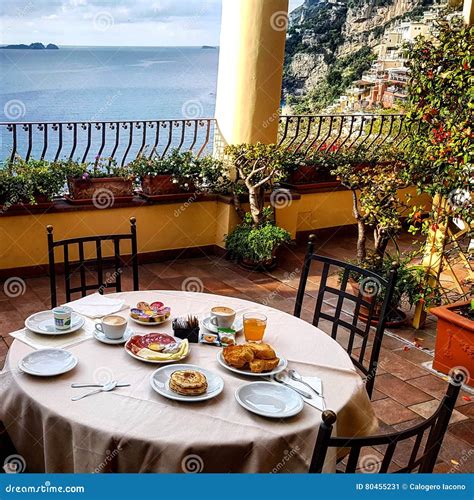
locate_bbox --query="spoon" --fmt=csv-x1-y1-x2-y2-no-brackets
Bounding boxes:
71,380,118,401
273,372,312,399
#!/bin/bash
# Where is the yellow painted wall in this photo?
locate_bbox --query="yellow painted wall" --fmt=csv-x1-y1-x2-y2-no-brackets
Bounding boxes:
0,188,431,271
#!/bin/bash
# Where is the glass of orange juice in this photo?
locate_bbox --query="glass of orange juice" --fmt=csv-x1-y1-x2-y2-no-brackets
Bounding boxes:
243,312,267,342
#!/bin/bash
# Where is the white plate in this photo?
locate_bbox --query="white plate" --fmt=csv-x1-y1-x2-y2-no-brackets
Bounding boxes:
202,316,243,334
235,382,304,418
129,315,171,326
150,364,224,402
216,350,287,377
94,326,133,345
19,348,78,377
124,336,189,364
25,311,85,335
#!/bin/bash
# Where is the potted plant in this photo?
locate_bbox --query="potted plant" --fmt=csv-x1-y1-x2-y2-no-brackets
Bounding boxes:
402,15,473,328
130,149,197,199
283,142,347,189
225,209,291,271
430,300,473,387
223,143,293,270
0,158,65,210
65,158,134,204
347,251,440,326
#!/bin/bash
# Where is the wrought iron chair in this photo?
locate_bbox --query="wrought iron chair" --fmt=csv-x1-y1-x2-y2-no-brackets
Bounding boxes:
47,217,139,308
294,234,398,398
309,371,463,473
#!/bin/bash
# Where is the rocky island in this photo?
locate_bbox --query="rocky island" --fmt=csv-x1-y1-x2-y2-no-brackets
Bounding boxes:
2,42,59,50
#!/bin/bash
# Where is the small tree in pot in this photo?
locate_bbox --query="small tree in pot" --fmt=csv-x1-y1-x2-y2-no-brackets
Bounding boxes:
223,143,293,270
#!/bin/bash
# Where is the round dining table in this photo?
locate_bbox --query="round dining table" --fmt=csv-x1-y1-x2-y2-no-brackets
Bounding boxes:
1,290,377,473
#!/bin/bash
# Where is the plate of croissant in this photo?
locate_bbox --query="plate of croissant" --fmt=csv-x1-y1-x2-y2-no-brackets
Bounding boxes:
218,342,287,376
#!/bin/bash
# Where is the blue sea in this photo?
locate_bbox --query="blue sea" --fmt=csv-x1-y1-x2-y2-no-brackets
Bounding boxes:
0,46,219,161
0,46,219,122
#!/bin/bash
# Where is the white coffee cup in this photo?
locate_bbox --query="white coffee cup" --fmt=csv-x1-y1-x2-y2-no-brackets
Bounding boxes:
210,306,236,329
95,315,127,339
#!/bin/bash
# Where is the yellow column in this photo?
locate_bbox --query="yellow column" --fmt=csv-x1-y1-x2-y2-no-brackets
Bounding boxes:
463,0,474,24
214,0,289,147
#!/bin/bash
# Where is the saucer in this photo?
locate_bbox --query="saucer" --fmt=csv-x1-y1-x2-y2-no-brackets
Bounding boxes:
202,316,243,334
25,311,85,336
94,326,133,345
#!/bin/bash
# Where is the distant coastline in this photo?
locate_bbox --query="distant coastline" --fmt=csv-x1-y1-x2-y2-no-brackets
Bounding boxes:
1,42,59,50
201,45,217,49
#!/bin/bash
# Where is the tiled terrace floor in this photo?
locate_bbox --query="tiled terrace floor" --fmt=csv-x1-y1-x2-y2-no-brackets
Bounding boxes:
0,229,472,473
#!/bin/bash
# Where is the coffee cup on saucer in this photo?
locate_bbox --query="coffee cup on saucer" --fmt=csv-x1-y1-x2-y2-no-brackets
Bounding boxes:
210,306,236,329
95,315,127,340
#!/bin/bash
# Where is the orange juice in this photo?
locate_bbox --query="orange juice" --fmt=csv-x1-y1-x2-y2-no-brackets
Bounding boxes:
243,314,267,342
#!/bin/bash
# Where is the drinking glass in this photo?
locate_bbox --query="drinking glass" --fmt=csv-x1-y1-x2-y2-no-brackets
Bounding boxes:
243,312,267,342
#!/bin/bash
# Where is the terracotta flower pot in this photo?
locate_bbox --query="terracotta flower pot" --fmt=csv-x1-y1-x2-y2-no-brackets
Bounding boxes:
141,174,180,195
290,165,318,184
349,279,407,327
431,301,474,387
67,176,134,200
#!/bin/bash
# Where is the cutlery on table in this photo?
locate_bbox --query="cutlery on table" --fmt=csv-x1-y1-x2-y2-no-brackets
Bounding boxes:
273,373,312,399
71,381,118,401
71,383,130,388
288,369,326,410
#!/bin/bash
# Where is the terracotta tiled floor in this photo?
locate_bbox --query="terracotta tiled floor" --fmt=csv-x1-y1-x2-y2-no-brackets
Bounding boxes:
0,229,472,473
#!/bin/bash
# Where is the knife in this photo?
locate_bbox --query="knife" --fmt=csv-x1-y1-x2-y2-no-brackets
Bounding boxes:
71,383,130,388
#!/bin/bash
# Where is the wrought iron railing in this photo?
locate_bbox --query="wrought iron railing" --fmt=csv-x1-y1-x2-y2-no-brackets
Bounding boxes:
0,119,216,165
0,114,419,164
278,114,418,154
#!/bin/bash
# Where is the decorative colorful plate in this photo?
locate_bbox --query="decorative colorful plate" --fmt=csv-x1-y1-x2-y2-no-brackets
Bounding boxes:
124,333,189,364
129,301,171,325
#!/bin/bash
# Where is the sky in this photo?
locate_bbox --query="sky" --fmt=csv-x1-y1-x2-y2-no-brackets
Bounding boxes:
0,0,305,47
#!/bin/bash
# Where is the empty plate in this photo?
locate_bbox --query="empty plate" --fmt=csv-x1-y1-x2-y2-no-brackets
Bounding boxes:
150,364,224,402
25,311,85,335
235,382,304,418
19,349,78,377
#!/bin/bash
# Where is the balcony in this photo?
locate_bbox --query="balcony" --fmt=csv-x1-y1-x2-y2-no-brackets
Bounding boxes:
0,0,472,478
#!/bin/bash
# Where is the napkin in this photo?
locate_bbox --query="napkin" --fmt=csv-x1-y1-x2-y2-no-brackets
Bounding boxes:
64,293,127,319
266,374,326,411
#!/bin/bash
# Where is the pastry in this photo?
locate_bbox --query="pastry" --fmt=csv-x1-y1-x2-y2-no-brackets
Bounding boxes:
249,358,280,373
247,343,276,360
169,370,208,396
222,344,255,368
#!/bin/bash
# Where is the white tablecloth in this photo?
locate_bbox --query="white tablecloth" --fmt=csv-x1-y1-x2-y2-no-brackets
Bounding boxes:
1,291,377,473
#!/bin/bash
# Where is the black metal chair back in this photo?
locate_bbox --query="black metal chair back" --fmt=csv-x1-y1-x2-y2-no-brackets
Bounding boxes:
47,217,139,308
310,371,463,473
294,235,398,398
